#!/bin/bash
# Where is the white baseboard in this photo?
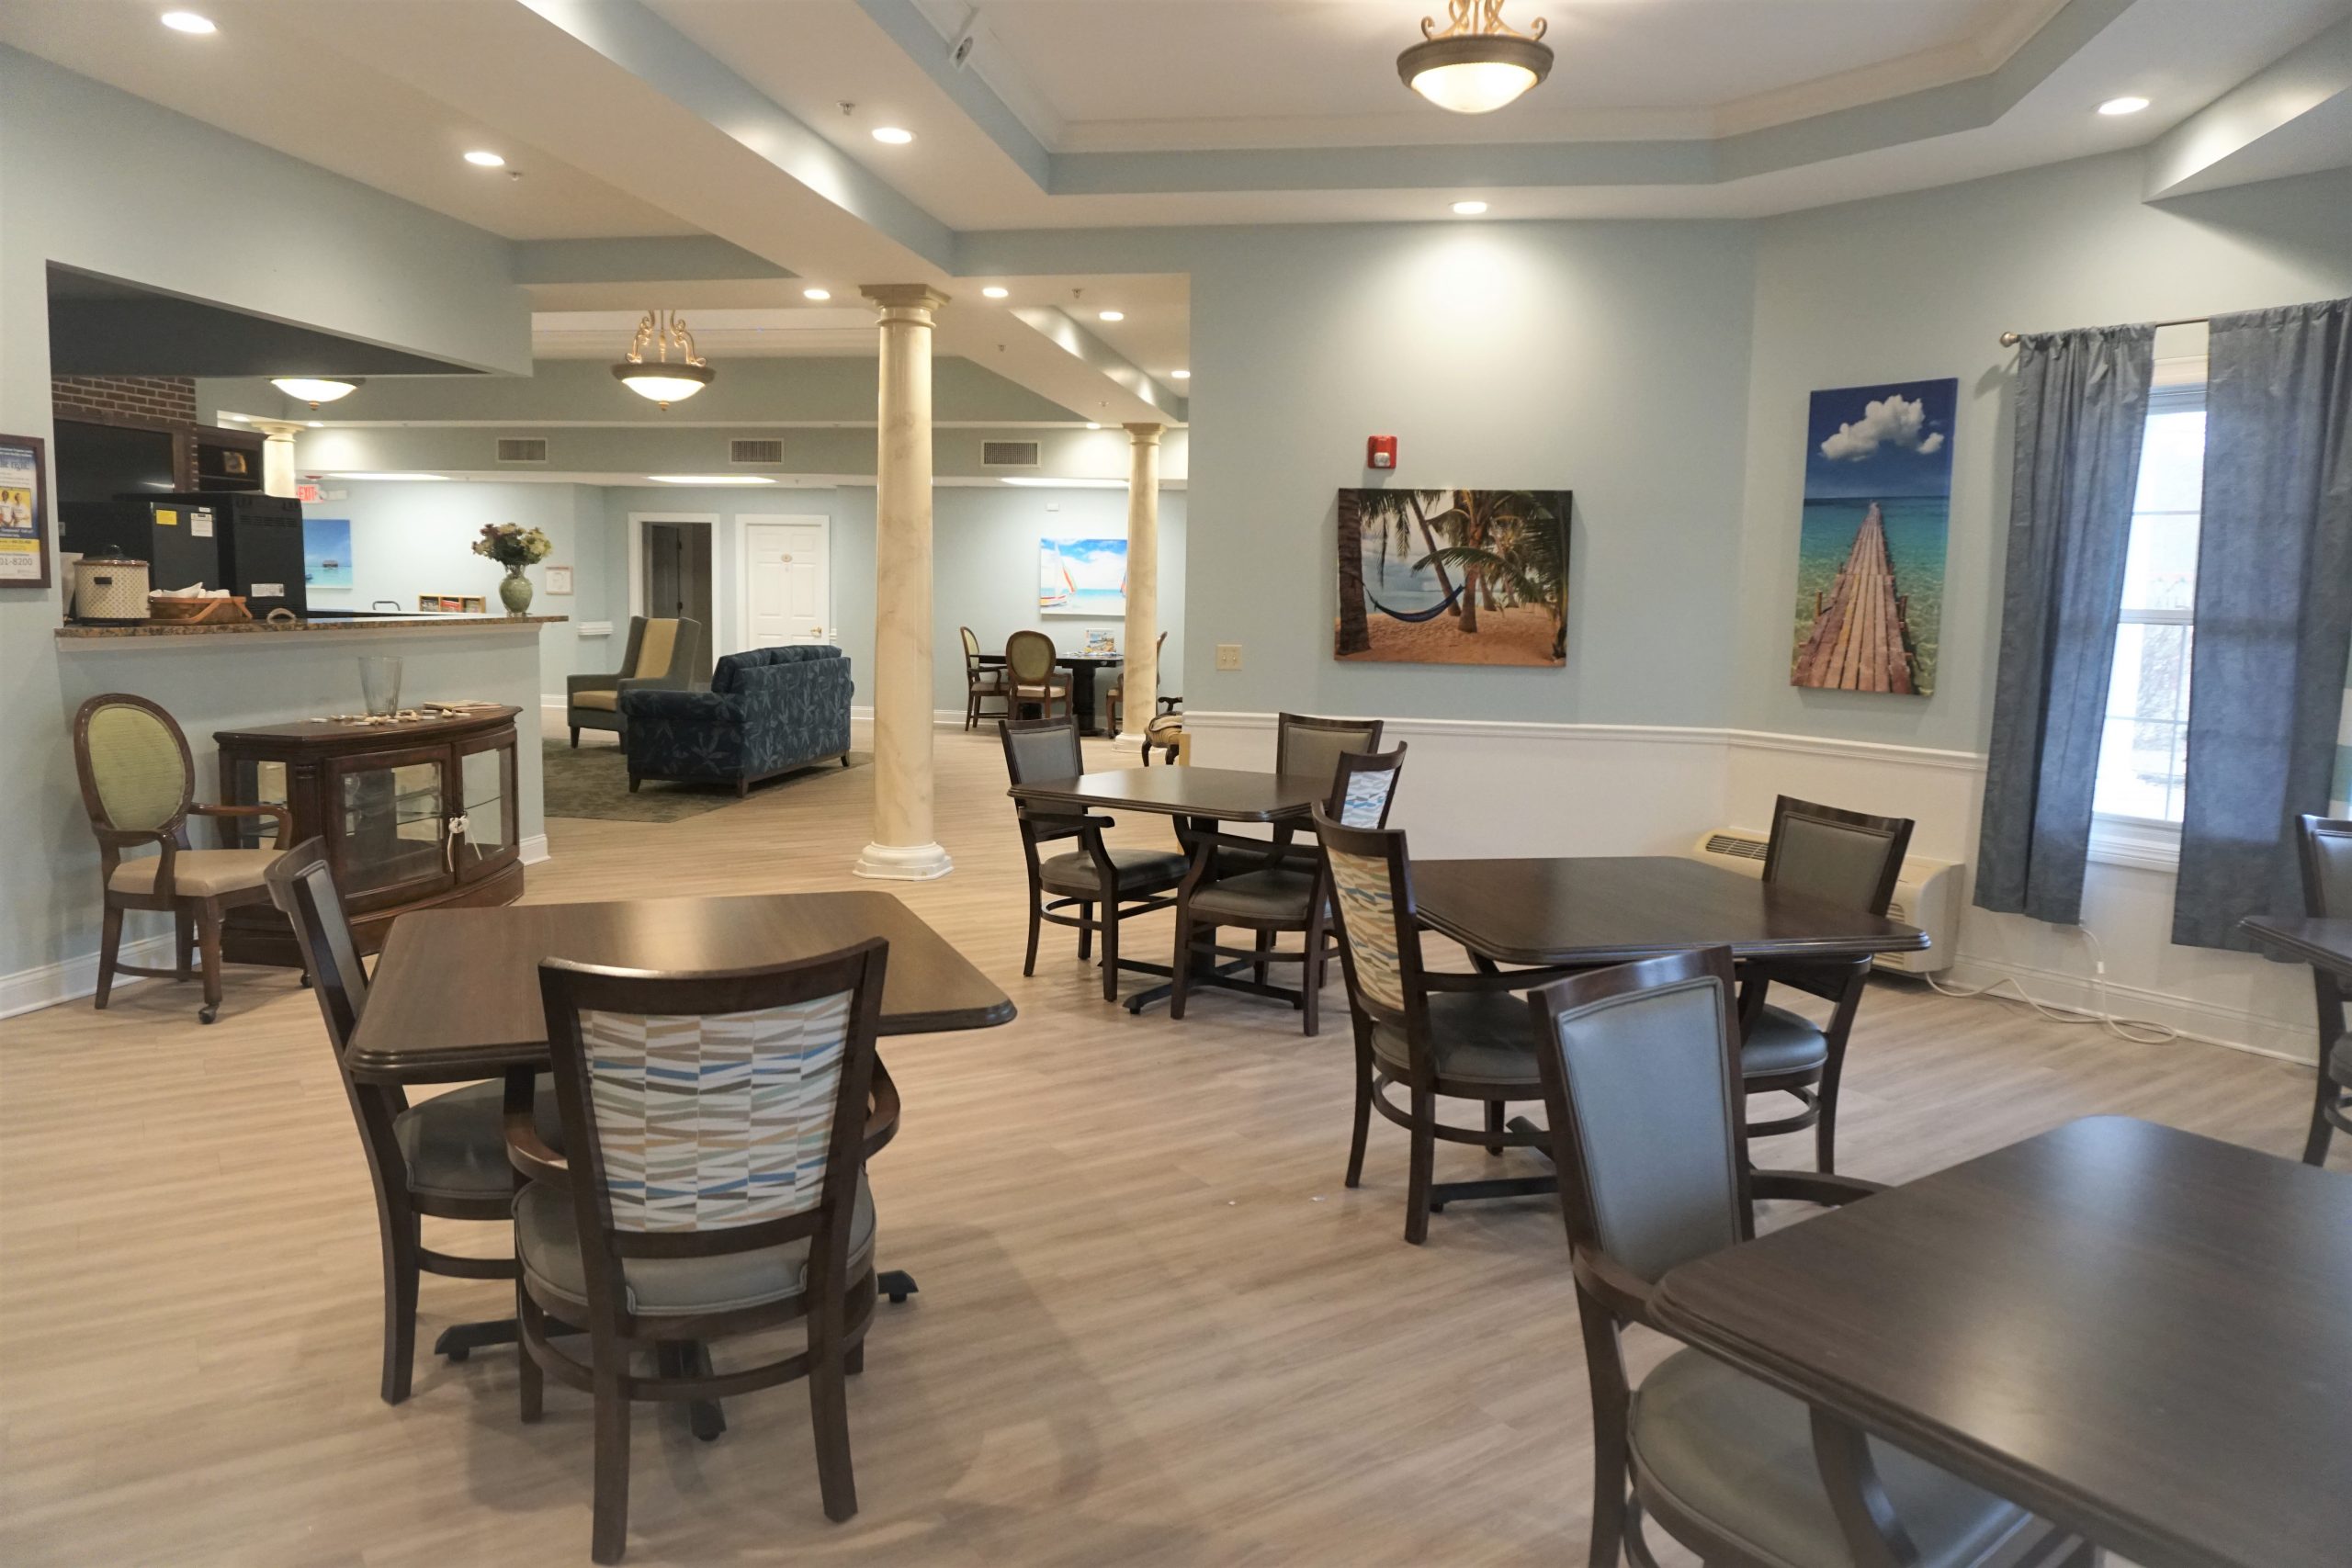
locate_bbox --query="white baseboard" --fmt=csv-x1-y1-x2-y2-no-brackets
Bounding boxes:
521,834,551,866
1941,954,2315,1066
0,931,180,1021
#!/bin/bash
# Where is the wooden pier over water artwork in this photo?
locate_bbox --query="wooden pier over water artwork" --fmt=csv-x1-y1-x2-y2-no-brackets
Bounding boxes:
1792,502,1916,694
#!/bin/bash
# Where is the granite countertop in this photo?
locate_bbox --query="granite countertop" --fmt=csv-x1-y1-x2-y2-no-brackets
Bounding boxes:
56,615,568,641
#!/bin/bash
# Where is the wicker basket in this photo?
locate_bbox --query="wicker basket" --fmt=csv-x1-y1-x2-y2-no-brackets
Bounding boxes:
148,595,253,625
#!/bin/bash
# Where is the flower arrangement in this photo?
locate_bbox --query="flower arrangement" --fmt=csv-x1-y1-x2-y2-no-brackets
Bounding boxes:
471,523,554,568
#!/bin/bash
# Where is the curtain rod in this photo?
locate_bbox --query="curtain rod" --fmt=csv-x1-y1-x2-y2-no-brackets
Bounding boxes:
1998,316,2208,347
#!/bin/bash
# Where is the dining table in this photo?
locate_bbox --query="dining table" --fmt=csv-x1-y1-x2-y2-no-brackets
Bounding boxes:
2241,913,2352,981
1005,765,1332,1013
347,889,1015,1350
978,649,1125,735
1650,1116,2352,1568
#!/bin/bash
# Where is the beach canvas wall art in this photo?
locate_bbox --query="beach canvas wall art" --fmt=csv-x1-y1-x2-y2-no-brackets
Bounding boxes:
303,517,353,591
1335,489,1569,667
1040,536,1125,616
1789,378,1954,697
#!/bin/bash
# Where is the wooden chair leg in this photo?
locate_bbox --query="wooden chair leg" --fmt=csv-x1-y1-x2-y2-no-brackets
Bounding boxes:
845,1343,865,1375
1252,929,1275,988
590,1361,632,1564
175,908,196,979
1076,904,1094,963
1485,1100,1506,1156
1099,899,1122,1003
571,727,581,748
1404,1088,1436,1246
194,899,225,1024
94,903,125,1010
1023,890,1043,977
380,1209,420,1405
807,1317,858,1522
2305,1060,2341,1167
1345,1046,1373,1189
1170,909,1194,1021
517,1287,544,1423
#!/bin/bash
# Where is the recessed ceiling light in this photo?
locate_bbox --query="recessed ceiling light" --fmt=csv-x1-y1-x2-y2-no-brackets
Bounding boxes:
160,12,216,35
803,288,831,301
1086,422,1102,430
648,475,776,486
982,286,1010,299
307,421,322,428
330,471,448,482
1170,369,1191,379
2098,96,2150,116
1452,199,1488,216
872,126,915,145
1098,310,1124,322
463,150,506,167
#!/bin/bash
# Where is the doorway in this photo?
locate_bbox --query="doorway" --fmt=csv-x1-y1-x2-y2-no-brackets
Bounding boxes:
629,514,715,684
741,515,831,650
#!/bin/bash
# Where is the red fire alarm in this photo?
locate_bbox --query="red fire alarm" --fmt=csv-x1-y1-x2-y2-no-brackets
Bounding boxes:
1366,434,1397,469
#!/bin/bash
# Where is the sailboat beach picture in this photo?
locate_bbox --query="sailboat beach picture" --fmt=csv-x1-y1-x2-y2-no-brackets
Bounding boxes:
1789,378,1954,697
1039,536,1127,616
1335,489,1570,667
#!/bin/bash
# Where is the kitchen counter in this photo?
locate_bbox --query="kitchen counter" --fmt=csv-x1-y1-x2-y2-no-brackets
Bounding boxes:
56,614,567,642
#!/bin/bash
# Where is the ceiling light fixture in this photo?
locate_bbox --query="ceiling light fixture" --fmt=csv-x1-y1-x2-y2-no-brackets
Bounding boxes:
463,149,506,167
1170,369,1191,379
160,12,216,35
872,126,915,144
1451,199,1489,216
803,288,831,301
1098,310,1124,322
611,310,713,410
2098,96,2150,116
1086,422,1101,430
982,286,1011,299
330,471,448,482
1400,0,1553,115
1002,477,1126,489
647,475,776,486
272,377,363,410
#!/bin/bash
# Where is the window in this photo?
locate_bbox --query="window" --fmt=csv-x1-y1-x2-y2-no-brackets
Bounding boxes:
2092,380,2204,824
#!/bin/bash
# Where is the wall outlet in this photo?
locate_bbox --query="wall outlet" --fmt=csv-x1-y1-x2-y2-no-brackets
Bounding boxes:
1216,643,1242,671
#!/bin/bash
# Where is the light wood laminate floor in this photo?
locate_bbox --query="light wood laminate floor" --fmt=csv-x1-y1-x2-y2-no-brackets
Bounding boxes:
1,720,2328,1566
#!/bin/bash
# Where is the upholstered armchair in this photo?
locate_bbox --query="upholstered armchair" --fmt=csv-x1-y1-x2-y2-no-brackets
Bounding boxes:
621,645,854,796
567,616,700,746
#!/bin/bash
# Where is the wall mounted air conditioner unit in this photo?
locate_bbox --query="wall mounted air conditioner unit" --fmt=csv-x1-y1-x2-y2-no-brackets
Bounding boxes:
1689,828,1960,976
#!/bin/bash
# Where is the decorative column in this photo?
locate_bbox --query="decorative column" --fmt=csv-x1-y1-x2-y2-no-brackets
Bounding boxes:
256,423,300,499
854,285,954,881
1118,423,1163,739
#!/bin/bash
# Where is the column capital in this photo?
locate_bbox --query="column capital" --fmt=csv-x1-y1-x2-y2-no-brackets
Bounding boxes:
1123,423,1165,445
860,283,951,315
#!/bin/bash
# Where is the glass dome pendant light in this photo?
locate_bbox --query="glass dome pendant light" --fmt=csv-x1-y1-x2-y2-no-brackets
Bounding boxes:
612,309,714,410
1398,0,1554,115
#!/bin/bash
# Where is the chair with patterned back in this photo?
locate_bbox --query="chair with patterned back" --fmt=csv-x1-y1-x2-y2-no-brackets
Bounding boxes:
1314,803,1550,1242
1171,747,1408,1036
999,716,1187,1001
509,941,891,1565
1102,629,1168,736
2296,814,2352,1166
1004,629,1071,721
1526,948,2082,1568
961,626,1010,731
73,693,290,1023
1218,712,1387,878
568,615,703,746
266,840,551,1404
1736,795,1915,1172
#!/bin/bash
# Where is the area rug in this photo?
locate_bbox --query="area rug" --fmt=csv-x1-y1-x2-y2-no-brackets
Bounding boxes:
542,740,869,823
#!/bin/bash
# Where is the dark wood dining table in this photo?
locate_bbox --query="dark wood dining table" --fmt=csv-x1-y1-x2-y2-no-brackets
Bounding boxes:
347,889,1015,1333
2242,913,2352,979
1006,765,1331,1013
978,649,1125,735
1651,1116,2352,1568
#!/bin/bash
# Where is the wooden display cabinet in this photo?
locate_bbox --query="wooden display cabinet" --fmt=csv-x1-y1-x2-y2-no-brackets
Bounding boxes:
213,705,526,966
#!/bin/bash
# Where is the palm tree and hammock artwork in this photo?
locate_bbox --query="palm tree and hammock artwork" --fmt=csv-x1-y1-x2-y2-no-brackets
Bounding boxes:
1335,489,1570,666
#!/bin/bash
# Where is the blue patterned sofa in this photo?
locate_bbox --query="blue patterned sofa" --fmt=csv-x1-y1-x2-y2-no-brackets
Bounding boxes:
620,645,854,796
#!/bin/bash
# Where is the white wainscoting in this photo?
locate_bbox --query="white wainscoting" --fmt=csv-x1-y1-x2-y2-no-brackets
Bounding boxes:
1182,711,2323,1066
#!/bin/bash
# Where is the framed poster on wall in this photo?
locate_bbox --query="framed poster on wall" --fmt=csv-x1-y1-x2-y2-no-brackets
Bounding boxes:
0,433,51,589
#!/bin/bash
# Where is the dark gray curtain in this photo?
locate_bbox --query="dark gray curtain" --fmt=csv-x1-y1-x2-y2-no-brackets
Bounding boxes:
2174,299,2352,952
1975,326,2154,925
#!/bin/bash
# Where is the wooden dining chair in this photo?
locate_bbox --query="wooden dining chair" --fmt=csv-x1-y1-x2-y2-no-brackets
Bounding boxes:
999,716,1188,1001
1316,804,1550,1243
1004,629,1071,720
74,692,291,1024
265,839,555,1404
507,941,891,1565
2296,814,2352,1166
960,626,1010,731
1102,629,1167,735
1171,747,1408,1035
1220,711,1386,877
1736,795,1914,1173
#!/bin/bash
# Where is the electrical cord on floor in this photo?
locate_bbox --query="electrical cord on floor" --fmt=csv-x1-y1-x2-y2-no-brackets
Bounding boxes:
1925,923,2180,1045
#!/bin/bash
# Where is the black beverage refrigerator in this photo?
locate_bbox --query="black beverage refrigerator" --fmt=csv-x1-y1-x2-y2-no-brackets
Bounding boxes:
100,491,310,618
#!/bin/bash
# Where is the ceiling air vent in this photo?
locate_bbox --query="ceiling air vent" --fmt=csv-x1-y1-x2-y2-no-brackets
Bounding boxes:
495,437,548,464
729,438,785,466
981,439,1041,468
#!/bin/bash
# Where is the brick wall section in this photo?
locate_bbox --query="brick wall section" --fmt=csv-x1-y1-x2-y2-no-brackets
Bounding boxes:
51,375,198,428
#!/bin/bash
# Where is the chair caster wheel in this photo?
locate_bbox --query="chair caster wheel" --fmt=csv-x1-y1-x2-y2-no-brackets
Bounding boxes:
198,1006,218,1025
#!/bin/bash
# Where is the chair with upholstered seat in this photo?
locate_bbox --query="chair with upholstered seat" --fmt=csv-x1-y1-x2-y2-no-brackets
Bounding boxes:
1172,747,1407,1035
568,615,701,746
1735,795,1915,1173
74,693,290,1024
1527,948,2086,1568
1004,629,1071,721
266,840,559,1404
1316,803,1551,1243
1001,716,1188,1001
507,942,890,1564
961,626,1011,731
1216,712,1385,880
2296,814,2352,1166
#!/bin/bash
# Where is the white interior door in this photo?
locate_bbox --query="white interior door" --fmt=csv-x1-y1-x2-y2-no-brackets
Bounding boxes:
742,517,830,649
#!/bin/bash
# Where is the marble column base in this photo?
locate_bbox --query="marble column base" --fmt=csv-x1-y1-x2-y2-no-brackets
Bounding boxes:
854,840,955,881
